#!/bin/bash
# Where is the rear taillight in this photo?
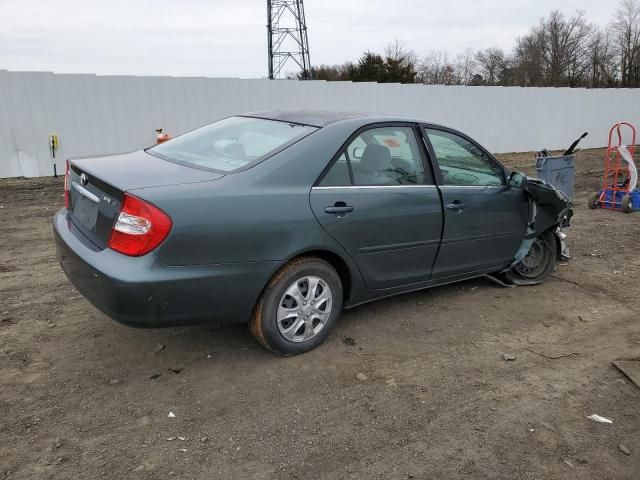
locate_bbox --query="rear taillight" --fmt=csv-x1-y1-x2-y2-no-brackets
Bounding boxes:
108,193,172,257
64,160,70,209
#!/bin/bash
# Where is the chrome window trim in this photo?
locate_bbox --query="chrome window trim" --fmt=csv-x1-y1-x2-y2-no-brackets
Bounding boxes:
438,185,506,189
312,185,438,190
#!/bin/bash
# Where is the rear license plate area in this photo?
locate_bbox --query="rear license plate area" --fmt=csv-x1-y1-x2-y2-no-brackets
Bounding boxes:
72,193,99,231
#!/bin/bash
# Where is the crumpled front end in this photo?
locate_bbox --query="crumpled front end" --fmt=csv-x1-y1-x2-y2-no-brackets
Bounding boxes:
512,177,573,266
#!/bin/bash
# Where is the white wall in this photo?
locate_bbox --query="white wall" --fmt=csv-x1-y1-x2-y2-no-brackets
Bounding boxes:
1,69,639,178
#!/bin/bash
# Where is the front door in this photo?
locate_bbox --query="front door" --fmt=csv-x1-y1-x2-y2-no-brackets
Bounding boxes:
310,125,443,290
423,127,529,279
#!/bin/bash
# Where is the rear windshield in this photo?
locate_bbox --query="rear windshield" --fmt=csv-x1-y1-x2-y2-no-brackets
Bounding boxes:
147,116,317,173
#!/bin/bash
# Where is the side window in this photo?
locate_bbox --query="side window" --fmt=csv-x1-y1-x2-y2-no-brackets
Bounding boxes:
350,126,426,186
319,153,351,186
426,129,505,186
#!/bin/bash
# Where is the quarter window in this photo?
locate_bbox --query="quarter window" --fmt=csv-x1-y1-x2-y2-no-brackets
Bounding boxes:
319,153,351,186
426,129,505,186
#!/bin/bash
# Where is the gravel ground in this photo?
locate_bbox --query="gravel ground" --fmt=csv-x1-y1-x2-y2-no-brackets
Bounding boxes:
1,148,639,479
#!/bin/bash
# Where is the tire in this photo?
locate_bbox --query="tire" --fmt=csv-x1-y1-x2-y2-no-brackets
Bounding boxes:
621,194,633,213
504,230,557,284
588,192,600,209
249,257,343,356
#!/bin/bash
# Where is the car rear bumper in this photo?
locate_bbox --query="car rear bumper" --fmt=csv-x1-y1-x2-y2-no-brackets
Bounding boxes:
53,209,278,327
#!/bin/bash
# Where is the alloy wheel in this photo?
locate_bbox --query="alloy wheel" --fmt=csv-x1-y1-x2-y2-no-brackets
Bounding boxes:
277,276,333,342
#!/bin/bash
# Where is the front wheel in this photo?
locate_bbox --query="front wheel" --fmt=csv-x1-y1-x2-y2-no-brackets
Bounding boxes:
504,230,557,285
621,194,633,213
588,192,600,209
249,257,343,356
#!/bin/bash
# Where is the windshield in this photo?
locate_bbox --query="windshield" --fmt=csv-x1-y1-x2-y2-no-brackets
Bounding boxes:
148,116,317,172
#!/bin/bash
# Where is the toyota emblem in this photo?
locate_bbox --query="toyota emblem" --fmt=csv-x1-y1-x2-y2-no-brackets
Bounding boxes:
80,173,88,186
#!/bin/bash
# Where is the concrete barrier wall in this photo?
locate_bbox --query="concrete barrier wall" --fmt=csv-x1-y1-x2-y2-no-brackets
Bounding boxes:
1,69,639,177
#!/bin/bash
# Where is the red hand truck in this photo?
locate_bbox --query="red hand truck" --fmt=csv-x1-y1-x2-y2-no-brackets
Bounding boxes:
588,122,638,213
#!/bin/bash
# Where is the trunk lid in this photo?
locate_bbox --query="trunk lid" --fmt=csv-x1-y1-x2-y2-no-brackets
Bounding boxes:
68,150,223,249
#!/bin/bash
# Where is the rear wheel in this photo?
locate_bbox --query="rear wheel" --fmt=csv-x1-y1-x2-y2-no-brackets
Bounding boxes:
588,192,600,209
249,257,343,356
504,230,557,284
621,194,633,213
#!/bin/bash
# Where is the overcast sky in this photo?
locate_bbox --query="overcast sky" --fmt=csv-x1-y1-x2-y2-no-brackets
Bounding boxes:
0,0,619,78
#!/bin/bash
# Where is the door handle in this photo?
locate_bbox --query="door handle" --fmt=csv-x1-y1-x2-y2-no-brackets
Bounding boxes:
325,202,354,215
446,201,466,211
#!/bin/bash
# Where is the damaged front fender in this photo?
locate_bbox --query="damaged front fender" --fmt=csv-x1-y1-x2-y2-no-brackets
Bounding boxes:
512,177,573,265
523,177,573,236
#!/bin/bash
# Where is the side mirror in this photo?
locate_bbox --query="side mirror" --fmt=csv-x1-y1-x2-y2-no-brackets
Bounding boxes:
352,147,364,160
508,171,527,188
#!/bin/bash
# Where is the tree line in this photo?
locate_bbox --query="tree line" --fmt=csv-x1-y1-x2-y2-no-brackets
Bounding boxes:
305,0,640,88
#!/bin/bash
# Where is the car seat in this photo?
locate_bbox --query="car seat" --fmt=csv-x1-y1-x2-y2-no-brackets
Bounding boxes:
355,144,395,185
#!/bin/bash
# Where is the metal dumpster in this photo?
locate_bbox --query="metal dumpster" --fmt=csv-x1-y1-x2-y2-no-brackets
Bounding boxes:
535,154,575,200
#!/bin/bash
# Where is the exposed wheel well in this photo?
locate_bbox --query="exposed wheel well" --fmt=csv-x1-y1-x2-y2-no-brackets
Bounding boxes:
289,250,352,303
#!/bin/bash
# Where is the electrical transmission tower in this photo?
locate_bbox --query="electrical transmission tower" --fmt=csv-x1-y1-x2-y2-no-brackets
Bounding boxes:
267,0,312,79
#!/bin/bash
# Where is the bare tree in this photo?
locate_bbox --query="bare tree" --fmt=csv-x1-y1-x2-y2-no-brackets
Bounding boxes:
384,38,418,65
512,28,545,86
475,47,506,85
454,48,477,85
538,10,593,86
611,0,640,86
418,50,453,84
587,28,618,87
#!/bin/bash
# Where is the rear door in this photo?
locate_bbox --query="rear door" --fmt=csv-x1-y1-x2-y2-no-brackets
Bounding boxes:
310,124,443,290
422,126,528,279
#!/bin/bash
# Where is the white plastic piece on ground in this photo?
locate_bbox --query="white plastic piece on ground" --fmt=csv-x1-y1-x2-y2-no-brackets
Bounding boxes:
618,146,638,192
587,414,613,424
168,411,176,418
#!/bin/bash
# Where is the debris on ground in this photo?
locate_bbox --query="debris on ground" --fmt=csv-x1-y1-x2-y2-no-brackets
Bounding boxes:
502,353,517,361
168,412,176,418
342,336,356,346
612,360,640,389
151,343,166,355
587,414,613,424
356,372,369,381
618,444,631,456
524,347,579,360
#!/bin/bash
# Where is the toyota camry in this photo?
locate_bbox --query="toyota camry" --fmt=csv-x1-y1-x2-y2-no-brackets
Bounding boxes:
54,110,572,355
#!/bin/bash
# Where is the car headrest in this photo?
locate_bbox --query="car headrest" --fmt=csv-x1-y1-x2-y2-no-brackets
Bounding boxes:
360,144,391,172
213,140,246,159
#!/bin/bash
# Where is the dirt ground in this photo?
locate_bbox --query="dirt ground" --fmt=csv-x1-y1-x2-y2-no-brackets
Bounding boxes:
1,148,639,479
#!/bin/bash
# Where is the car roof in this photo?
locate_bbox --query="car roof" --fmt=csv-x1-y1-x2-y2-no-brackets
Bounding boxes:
240,109,430,128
